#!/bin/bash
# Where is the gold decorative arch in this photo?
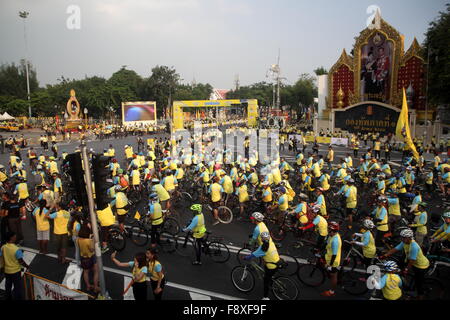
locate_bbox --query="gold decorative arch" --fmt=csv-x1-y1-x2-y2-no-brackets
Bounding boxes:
66,89,81,121
352,18,404,107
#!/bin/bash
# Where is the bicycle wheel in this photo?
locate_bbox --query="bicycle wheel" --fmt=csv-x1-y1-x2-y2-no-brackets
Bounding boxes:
287,240,316,260
130,223,149,247
207,241,230,263
162,217,180,235
341,271,369,296
159,231,177,253
297,264,326,287
217,206,233,224
231,266,255,293
272,276,299,300
423,277,445,300
175,234,195,257
277,254,299,277
270,225,287,242
108,226,126,252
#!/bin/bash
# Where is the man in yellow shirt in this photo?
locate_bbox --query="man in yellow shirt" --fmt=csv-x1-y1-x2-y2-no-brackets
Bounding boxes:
209,177,224,225
321,222,342,297
0,232,30,300
381,228,430,300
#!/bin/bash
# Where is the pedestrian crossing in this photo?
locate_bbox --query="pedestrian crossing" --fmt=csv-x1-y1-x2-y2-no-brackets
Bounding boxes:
0,247,240,300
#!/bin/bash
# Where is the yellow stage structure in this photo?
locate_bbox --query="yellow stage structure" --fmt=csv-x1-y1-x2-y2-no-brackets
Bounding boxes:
172,99,258,130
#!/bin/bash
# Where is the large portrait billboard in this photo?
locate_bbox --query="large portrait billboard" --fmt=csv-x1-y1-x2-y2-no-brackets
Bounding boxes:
360,32,393,104
122,101,156,125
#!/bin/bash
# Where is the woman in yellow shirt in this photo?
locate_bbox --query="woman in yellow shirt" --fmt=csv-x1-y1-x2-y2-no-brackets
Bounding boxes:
31,199,51,254
146,248,166,300
111,251,148,300
77,222,100,294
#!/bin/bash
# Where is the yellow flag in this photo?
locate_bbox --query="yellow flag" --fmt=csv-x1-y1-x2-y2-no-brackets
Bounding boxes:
396,88,419,160
134,210,141,220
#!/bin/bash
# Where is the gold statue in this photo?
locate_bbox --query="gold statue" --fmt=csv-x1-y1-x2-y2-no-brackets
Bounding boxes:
336,87,345,108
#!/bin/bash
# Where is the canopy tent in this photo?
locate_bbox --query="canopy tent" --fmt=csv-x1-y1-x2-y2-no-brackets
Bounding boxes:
0,112,15,120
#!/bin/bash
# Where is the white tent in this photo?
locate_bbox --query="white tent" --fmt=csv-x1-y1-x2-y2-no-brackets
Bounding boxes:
1,112,15,120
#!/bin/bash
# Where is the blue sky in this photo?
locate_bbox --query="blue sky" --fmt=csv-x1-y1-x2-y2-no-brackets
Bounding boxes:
0,0,446,89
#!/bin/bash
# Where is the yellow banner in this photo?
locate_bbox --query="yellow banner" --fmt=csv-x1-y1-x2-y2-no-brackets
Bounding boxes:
304,136,331,144
396,89,419,160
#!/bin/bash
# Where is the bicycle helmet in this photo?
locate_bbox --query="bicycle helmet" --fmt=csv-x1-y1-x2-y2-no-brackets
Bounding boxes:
251,212,265,222
149,193,158,201
151,178,160,183
400,228,414,239
363,219,375,230
383,260,399,272
114,185,123,191
328,221,340,232
36,165,42,170
190,204,202,214
279,187,287,194
442,212,450,219
260,232,270,241
299,193,309,201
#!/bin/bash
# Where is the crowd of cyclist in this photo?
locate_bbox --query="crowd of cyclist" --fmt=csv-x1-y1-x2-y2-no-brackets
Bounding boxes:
0,124,449,301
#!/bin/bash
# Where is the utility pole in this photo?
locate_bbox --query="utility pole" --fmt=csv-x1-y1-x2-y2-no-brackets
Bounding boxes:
19,11,31,119
81,145,108,298
424,47,432,145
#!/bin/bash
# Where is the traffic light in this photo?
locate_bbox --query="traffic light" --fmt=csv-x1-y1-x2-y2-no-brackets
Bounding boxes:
64,152,89,208
92,154,113,210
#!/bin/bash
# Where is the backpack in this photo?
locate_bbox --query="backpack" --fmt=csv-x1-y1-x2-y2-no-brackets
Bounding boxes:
119,176,129,188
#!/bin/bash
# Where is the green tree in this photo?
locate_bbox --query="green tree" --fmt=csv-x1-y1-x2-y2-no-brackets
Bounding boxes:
314,67,328,76
141,66,180,118
0,60,39,99
424,3,450,105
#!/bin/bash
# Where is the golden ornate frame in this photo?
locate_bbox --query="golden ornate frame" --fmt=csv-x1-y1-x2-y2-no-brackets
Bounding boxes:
328,18,406,109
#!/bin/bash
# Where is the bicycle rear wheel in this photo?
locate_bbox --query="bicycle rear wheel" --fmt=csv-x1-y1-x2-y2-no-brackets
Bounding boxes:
162,217,180,235
270,225,287,242
159,231,177,253
341,271,369,296
231,266,255,293
108,226,126,252
272,276,299,300
217,206,233,224
175,234,195,257
130,223,149,247
297,264,326,287
207,241,230,263
277,254,299,277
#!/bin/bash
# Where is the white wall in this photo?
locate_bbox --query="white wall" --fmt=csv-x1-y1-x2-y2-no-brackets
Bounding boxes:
318,75,328,119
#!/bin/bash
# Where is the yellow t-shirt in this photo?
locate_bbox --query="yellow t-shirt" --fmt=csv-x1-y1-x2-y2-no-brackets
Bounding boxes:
53,210,70,235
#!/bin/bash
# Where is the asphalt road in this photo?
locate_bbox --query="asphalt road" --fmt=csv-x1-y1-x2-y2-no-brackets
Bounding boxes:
0,129,449,301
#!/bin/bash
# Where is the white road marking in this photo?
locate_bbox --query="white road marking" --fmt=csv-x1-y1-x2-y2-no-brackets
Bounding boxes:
0,250,36,290
189,292,212,300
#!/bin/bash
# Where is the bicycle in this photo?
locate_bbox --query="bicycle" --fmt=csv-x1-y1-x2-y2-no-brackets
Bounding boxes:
203,200,233,224
231,261,299,300
296,254,370,296
124,214,179,253
174,230,230,263
400,272,445,300
341,239,384,272
235,241,300,277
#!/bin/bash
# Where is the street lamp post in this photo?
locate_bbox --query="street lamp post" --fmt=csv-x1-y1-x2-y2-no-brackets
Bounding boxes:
84,108,88,128
19,11,32,119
